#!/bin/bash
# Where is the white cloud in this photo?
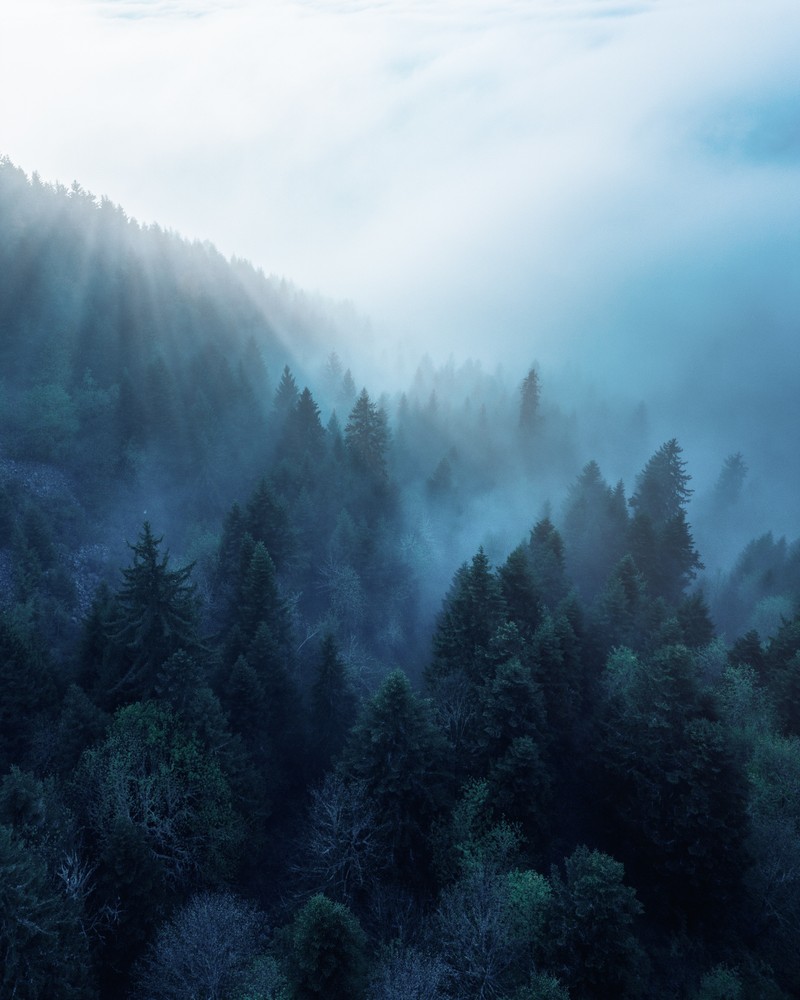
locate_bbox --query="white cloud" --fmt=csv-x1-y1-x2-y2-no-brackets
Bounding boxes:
1,0,799,389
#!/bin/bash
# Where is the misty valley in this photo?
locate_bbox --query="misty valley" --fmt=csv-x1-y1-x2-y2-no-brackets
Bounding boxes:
2,159,800,999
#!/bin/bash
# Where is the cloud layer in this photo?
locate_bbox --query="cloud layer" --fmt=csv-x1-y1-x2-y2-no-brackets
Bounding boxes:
2,0,799,498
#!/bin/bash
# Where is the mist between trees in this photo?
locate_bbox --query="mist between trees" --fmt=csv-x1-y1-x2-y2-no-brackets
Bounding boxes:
1,159,799,999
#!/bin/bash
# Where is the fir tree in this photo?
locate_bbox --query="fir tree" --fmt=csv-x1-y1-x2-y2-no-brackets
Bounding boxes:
104,523,200,706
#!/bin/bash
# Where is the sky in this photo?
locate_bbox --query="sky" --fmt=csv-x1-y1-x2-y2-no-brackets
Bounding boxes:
2,0,799,403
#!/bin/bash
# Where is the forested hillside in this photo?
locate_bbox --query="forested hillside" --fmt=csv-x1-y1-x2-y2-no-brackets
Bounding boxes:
2,160,800,999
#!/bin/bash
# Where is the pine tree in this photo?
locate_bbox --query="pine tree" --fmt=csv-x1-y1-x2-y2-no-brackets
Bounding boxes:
104,523,200,706
563,461,629,602
498,545,542,639
630,438,693,524
429,548,507,687
345,388,390,481
244,479,294,573
628,440,703,605
528,518,569,608
519,367,541,432
280,386,326,468
341,670,448,883
273,364,299,418
310,634,358,772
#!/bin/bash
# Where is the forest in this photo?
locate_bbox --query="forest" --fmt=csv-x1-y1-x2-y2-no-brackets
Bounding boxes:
1,157,800,999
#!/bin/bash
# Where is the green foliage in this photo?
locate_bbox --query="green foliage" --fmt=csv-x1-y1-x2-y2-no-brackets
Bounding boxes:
103,522,200,707
429,548,507,687
599,646,749,925
434,778,523,883
310,633,358,771
692,965,743,1000
528,518,569,609
545,846,644,999
0,823,92,999
342,670,448,882
4,157,800,999
498,545,542,638
76,701,242,889
628,440,703,604
286,894,367,1000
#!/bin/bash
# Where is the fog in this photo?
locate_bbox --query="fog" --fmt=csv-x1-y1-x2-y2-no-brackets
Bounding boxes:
3,0,799,570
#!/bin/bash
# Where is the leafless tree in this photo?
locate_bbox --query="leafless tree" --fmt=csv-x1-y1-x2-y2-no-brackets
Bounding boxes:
134,891,265,1000
368,945,448,1000
294,773,388,905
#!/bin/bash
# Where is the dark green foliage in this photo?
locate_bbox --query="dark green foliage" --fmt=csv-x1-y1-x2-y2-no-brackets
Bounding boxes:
3,157,799,998
52,684,110,776
274,364,300,418
528,518,569,608
281,386,326,464
237,540,290,647
310,633,358,771
244,480,295,574
341,670,448,884
677,591,716,648
546,846,644,999
590,555,655,652
598,646,749,926
0,823,93,1000
629,440,703,604
0,613,58,770
286,894,367,1000
630,438,693,524
429,548,507,687
76,700,243,890
102,522,200,707
498,545,542,638
478,659,551,844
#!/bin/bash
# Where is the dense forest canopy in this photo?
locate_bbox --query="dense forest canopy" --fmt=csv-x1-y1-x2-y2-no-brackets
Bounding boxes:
1,160,800,999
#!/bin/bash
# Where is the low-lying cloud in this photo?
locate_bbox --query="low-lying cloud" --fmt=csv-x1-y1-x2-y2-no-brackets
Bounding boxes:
2,0,799,531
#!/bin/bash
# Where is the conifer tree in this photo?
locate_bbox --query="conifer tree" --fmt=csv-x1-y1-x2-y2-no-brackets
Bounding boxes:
545,846,644,999
519,367,541,432
429,548,507,688
345,388,390,481
310,633,358,772
528,518,569,608
341,670,448,884
628,440,703,604
273,364,299,418
104,522,200,706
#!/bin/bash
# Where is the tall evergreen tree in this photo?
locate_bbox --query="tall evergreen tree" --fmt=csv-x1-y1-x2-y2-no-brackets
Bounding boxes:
562,461,629,602
341,670,448,885
103,523,200,707
429,548,507,688
628,440,703,604
310,633,358,772
273,364,299,418
519,367,541,432
345,388,390,481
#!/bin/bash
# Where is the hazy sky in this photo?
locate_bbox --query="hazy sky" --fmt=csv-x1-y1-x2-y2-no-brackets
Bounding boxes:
2,0,799,387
